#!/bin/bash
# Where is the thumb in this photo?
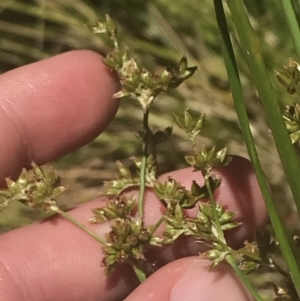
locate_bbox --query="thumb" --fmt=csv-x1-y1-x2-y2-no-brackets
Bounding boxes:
125,257,252,301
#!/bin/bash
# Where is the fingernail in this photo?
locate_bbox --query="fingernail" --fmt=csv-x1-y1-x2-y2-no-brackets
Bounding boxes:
170,259,251,301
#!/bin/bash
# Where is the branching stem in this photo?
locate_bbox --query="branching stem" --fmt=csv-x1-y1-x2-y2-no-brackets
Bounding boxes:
226,255,265,301
137,109,150,227
56,209,106,245
150,216,165,236
133,264,147,282
203,171,225,243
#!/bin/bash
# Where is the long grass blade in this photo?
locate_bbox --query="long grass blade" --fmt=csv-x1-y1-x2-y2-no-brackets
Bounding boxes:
226,0,300,224
281,0,300,59
215,0,300,296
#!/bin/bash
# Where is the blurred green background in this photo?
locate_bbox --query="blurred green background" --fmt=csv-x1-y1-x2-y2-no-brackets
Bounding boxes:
0,1,299,298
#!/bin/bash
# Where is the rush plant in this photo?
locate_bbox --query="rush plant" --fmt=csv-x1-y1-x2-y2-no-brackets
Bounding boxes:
1,1,300,300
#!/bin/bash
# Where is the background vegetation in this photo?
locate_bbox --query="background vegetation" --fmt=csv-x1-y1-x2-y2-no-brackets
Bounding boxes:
0,1,299,298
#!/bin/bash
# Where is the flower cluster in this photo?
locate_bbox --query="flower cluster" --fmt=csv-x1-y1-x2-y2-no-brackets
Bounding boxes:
0,163,67,212
87,15,243,278
275,58,300,95
275,58,300,144
100,154,156,197
102,219,151,276
282,103,300,144
89,15,197,111
90,195,151,275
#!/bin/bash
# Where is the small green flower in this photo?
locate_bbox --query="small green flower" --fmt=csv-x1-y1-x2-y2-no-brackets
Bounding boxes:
275,58,300,94
102,155,156,197
89,196,136,223
236,241,261,274
154,178,189,209
273,283,295,301
202,247,230,270
185,146,232,173
173,109,205,144
88,14,118,43
168,56,198,88
282,104,300,143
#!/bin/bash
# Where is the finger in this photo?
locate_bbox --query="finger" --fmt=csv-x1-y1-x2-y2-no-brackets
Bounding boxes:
0,50,119,182
0,157,267,301
125,257,252,301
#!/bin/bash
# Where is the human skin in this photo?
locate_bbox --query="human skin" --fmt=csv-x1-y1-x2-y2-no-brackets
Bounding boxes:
0,50,268,301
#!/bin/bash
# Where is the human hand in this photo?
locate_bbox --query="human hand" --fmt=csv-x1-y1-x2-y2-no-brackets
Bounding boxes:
0,50,268,301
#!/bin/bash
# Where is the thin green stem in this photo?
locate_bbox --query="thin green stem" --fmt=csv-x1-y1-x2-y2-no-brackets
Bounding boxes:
281,0,300,59
137,109,150,227
203,172,225,243
150,216,165,236
214,0,300,297
269,256,289,278
226,255,265,301
291,0,300,28
57,209,106,244
132,264,147,282
112,36,119,50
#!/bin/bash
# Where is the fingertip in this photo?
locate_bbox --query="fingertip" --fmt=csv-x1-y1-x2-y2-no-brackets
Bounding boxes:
125,257,252,301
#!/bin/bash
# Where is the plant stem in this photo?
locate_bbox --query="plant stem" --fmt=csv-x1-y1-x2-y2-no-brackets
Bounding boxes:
132,264,147,282
57,209,106,245
137,109,150,227
150,216,165,235
214,0,300,297
269,256,289,278
281,0,300,59
203,172,225,243
291,0,300,28
226,255,265,301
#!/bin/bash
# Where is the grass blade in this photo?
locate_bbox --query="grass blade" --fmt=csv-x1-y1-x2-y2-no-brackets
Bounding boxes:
281,0,300,59
226,0,300,223
215,0,300,296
